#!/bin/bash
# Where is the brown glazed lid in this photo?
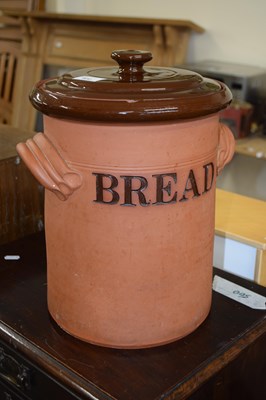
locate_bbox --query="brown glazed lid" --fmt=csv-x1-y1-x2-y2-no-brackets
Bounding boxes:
30,50,232,122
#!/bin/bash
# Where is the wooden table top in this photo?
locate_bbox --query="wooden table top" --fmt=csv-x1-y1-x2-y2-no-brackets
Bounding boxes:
0,233,265,399
215,189,266,249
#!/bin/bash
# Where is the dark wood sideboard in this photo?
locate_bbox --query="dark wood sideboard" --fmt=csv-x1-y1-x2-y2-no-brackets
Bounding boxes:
0,232,265,399
0,124,44,245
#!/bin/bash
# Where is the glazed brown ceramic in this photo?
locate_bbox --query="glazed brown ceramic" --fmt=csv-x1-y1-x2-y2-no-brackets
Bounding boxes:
29,50,232,122
16,50,235,348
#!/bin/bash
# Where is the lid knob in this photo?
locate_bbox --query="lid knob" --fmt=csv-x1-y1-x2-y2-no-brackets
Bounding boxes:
111,50,152,82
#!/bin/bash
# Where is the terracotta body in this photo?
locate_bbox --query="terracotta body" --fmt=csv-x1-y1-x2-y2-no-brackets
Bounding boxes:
16,50,235,348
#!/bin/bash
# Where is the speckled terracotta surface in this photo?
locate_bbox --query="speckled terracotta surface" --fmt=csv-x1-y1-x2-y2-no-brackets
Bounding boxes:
16,50,235,348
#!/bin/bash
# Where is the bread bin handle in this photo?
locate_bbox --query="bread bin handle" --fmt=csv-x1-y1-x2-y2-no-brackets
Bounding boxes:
16,132,82,201
217,123,235,175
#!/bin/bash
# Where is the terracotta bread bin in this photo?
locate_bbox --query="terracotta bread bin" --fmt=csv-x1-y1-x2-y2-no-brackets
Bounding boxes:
16,50,235,348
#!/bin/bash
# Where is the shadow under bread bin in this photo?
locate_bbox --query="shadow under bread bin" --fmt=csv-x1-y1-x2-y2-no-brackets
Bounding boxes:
16,50,235,349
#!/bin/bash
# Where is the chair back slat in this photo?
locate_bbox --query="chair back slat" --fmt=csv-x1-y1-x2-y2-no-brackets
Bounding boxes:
0,53,6,94
3,53,16,101
0,42,20,124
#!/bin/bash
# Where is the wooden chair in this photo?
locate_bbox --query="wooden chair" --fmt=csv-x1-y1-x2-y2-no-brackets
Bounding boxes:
0,4,44,242
0,0,44,125
0,9,22,124
0,44,44,242
0,40,20,124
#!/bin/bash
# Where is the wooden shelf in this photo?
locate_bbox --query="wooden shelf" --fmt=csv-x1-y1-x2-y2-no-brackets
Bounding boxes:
4,11,205,31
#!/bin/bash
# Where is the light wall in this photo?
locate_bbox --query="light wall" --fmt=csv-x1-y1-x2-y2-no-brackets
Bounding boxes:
46,0,266,68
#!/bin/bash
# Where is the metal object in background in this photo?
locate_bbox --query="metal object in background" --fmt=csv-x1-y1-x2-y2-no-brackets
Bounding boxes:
181,60,266,135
